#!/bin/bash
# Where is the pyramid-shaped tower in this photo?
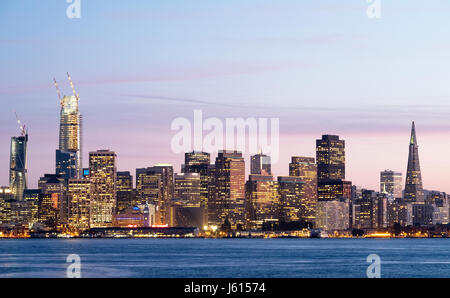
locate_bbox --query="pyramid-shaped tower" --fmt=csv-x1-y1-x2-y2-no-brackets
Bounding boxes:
404,122,424,202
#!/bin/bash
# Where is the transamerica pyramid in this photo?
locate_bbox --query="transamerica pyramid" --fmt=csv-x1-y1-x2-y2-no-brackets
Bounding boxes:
404,121,424,202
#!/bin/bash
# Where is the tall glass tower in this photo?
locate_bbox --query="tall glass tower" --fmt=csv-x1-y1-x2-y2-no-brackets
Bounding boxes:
55,74,82,179
404,122,424,202
10,134,28,200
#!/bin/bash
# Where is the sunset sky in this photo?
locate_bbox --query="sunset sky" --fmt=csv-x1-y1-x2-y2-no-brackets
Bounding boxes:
1,0,450,192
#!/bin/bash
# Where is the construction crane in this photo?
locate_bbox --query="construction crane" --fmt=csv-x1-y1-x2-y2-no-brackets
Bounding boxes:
67,72,79,101
14,111,26,137
53,78,63,106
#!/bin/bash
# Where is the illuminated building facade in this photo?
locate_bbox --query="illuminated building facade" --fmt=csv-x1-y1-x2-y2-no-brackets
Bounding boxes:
250,153,271,175
316,135,345,181
380,170,402,198
38,174,66,227
113,203,156,228
117,171,133,192
136,165,174,225
404,122,424,203
318,179,352,201
210,150,245,229
10,134,28,200
316,198,350,231
67,179,90,231
245,174,279,230
58,94,82,179
89,150,117,228
174,173,201,207
289,156,318,224
183,151,210,220
278,176,305,223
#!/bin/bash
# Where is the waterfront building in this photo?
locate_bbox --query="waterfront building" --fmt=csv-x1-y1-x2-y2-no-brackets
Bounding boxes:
277,176,305,223
67,179,90,231
183,151,211,221
89,150,117,228
316,198,350,231
136,164,173,225
288,156,317,224
245,174,279,230
174,173,201,207
209,150,245,229
38,174,66,226
113,203,156,228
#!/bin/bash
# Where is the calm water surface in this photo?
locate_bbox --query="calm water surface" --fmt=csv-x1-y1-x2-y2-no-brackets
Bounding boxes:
0,238,449,278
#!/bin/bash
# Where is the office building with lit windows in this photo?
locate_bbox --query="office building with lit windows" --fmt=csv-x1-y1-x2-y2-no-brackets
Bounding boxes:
316,135,345,181
250,153,271,175
89,150,117,228
183,151,211,220
210,150,245,229
67,178,90,231
245,174,279,230
288,156,318,224
380,170,402,198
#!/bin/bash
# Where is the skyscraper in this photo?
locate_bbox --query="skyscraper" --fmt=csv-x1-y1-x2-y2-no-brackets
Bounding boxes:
10,133,28,200
89,150,117,228
250,153,271,175
288,156,318,224
67,178,90,231
136,164,174,225
55,74,82,179
210,150,245,229
380,170,402,198
404,122,424,202
183,151,211,219
316,135,345,180
245,174,279,230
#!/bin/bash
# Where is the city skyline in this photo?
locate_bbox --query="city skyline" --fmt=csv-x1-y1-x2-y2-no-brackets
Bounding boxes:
2,1,450,192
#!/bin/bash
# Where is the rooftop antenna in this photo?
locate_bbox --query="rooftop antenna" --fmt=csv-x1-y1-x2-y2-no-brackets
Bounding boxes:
67,72,79,101
14,111,26,137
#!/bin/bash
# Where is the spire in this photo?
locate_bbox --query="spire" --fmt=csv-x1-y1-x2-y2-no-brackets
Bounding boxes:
410,121,417,146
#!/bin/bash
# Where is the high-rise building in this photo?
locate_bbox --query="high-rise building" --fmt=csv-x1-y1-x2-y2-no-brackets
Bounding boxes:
210,150,245,229
380,170,402,198
117,171,133,192
318,179,352,201
10,133,28,200
278,176,305,223
404,122,424,202
250,153,271,175
174,173,201,207
38,174,66,227
289,156,318,224
116,171,137,214
184,151,211,215
89,150,116,228
316,135,345,181
67,179,90,231
316,198,350,231
136,164,173,225
56,75,82,179
245,174,279,230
